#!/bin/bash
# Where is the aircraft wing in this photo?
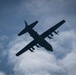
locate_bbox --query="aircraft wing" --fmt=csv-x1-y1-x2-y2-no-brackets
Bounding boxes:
41,20,65,38
16,40,36,56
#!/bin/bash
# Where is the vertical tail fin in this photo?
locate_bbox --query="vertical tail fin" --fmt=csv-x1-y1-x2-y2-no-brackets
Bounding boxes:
24,20,28,27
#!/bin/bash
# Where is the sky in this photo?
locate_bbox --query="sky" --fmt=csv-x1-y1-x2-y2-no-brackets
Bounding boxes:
0,0,76,75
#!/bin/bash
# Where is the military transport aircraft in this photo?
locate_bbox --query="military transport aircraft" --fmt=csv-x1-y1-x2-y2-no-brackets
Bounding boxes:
16,20,66,56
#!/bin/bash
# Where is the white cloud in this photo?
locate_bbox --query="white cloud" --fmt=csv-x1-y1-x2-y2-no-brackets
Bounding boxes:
7,36,65,75
16,0,76,33
6,29,76,75
13,51,65,75
0,71,6,75
49,30,76,58
0,35,8,49
17,0,67,20
61,50,76,75
16,0,76,29
0,35,8,57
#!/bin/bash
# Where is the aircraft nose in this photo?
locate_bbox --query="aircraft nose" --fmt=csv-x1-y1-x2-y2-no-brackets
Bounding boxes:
48,45,53,51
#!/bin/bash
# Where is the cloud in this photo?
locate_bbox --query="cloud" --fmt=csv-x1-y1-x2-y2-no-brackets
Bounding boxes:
17,0,66,18
18,0,76,17
12,51,65,75
6,29,76,75
16,0,76,33
0,35,8,49
62,51,76,75
0,35,8,57
64,0,76,15
50,30,76,59
0,71,6,75
6,36,64,75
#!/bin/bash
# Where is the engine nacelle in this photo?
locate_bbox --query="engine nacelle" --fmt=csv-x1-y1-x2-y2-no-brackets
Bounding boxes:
54,31,59,35
35,44,40,48
51,34,53,36
48,35,53,39
31,47,35,50
29,48,34,52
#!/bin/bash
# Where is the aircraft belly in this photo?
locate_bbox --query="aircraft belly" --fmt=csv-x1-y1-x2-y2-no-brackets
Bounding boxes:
35,38,53,51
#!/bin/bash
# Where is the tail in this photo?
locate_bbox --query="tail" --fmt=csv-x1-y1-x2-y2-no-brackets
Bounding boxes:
24,20,28,27
18,20,38,36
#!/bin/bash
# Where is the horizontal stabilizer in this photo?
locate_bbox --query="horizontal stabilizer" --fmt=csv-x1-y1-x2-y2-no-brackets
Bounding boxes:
18,28,28,36
18,21,38,36
29,21,38,28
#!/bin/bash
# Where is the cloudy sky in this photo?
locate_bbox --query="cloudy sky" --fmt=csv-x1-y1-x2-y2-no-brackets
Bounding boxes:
0,0,76,75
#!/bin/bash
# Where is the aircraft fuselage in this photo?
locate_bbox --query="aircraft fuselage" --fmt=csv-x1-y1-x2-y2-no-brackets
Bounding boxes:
16,20,66,56
28,28,53,51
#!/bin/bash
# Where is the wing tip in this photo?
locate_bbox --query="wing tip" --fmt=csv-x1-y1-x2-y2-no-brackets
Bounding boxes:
62,20,66,22
18,34,20,36
15,54,19,57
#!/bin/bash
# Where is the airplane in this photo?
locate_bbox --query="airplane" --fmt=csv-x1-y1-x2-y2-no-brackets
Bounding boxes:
16,20,66,56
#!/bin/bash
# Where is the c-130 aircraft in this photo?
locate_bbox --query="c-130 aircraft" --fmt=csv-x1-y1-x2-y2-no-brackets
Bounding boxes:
16,20,66,56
